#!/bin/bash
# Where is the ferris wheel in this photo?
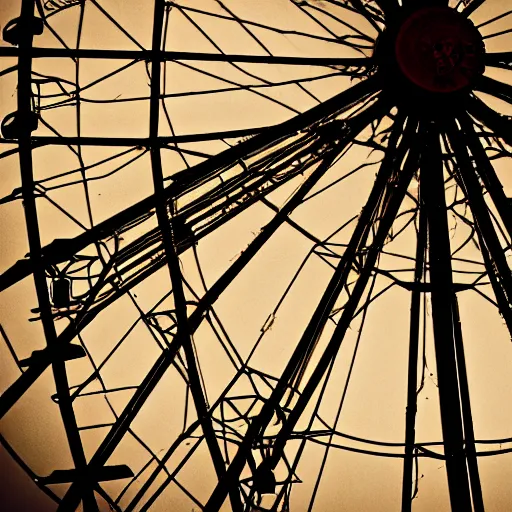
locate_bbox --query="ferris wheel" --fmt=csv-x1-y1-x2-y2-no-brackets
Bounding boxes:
1,0,512,510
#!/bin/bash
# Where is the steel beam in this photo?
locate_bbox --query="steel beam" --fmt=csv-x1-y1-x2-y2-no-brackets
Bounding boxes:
448,122,512,318
475,76,512,107
452,297,484,512
401,199,426,512
466,95,512,147
421,124,472,511
458,112,512,239
0,45,369,67
147,2,241,510
14,1,97,509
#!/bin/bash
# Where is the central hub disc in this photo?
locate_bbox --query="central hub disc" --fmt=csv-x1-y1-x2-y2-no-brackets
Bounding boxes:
394,7,485,93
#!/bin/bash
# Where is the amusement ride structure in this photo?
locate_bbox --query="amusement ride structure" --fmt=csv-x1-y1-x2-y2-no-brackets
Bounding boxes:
1,0,512,510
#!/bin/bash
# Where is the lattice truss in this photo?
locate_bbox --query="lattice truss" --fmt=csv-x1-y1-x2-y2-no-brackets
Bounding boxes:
1,0,512,511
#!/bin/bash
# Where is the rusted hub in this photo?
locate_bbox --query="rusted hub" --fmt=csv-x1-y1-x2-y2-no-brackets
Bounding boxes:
394,7,485,93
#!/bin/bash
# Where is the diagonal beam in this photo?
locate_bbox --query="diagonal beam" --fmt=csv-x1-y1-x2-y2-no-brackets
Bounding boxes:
267,116,420,473
401,198,426,512
373,0,399,18
466,94,512,147
458,111,512,239
485,51,512,72
448,121,512,319
448,120,512,335
462,0,486,18
349,0,383,33
474,75,512,106
444,117,512,340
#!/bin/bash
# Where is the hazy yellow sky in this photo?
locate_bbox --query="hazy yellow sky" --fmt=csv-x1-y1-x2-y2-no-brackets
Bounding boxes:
1,1,512,511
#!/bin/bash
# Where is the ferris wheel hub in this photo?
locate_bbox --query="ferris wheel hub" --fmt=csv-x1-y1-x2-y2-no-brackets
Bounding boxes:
394,7,485,93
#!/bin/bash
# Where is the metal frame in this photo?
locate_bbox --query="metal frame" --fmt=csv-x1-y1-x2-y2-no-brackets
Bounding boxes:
1,0,512,510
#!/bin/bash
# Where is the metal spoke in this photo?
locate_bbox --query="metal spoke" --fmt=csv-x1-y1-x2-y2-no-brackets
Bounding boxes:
458,111,512,239
2,1,512,510
466,94,512,147
421,124,472,510
0,77,378,295
447,119,512,339
462,0,486,18
485,51,512,72
475,75,512,106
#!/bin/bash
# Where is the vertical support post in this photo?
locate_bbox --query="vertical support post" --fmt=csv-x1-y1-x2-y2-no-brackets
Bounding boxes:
401,199,426,511
421,124,472,511
16,1,98,510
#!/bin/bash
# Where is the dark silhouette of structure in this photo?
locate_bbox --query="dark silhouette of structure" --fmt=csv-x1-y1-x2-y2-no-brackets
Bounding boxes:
1,0,512,510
